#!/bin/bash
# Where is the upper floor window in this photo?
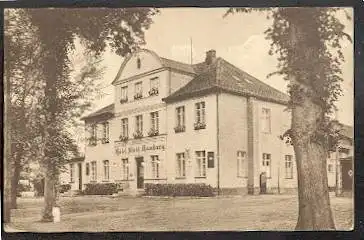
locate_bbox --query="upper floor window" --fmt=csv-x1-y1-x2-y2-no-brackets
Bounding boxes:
137,57,141,69
149,77,159,96
102,122,109,144
70,163,75,183
261,108,271,133
176,153,186,178
237,151,247,177
120,86,128,103
151,155,160,179
262,153,271,178
134,82,143,100
89,124,97,146
285,155,293,179
120,118,129,141
175,106,185,133
149,111,159,136
91,161,97,181
328,164,334,173
134,115,143,139
195,151,206,177
194,102,206,130
103,160,109,181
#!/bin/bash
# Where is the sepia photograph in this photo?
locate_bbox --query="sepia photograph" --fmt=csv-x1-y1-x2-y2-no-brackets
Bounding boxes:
3,7,353,232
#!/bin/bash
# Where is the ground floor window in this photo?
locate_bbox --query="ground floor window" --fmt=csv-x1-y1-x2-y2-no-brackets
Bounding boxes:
151,155,160,178
262,153,271,178
328,163,334,173
91,161,97,181
86,163,90,176
122,158,129,180
70,163,75,183
237,151,247,177
176,153,186,178
285,155,293,179
103,160,110,181
196,151,206,177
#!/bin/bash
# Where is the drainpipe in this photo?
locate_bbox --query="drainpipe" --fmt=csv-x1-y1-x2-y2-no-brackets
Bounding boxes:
216,91,220,195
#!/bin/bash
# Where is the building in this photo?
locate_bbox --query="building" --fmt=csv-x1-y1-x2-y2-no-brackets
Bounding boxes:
60,49,353,195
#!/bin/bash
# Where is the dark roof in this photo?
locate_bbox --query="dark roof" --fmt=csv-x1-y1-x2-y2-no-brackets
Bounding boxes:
160,57,196,74
339,124,353,139
80,103,114,121
163,58,290,104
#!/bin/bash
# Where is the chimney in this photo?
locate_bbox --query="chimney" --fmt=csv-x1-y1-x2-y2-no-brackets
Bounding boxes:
205,49,216,65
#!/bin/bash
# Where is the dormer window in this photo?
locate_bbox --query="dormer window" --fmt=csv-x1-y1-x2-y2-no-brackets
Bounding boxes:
137,57,141,69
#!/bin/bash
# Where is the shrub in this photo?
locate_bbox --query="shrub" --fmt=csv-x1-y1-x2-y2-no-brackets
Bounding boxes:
83,183,119,195
59,184,71,193
144,183,215,197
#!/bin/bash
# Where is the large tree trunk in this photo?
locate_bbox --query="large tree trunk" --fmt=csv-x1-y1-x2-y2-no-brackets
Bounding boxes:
292,98,335,230
42,165,56,222
10,155,22,209
288,16,335,230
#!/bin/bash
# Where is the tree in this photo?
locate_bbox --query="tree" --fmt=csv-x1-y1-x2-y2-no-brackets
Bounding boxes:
225,7,351,230
23,8,158,222
4,9,45,210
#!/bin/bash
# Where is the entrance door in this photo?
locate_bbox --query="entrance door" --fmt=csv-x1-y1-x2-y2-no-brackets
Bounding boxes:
260,172,267,194
78,163,82,191
136,157,144,189
341,160,353,191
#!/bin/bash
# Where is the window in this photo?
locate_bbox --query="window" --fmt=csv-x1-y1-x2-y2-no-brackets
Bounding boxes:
261,108,271,133
151,155,160,178
134,82,143,99
122,158,129,180
135,115,143,132
70,163,75,183
262,153,271,178
194,102,206,130
103,160,109,181
328,164,334,173
137,57,141,69
102,122,109,143
196,151,206,177
176,153,186,178
86,163,90,176
150,112,159,133
89,124,97,145
120,86,128,103
285,155,293,179
91,161,97,181
121,118,128,138
149,77,159,96
175,106,185,133
237,151,247,177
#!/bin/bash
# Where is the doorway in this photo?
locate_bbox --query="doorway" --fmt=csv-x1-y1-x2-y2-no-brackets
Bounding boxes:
78,163,82,191
136,157,144,189
341,160,353,191
260,172,267,194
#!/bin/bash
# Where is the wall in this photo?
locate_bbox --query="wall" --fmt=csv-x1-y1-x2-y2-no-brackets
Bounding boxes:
169,71,194,95
218,93,248,189
166,94,218,187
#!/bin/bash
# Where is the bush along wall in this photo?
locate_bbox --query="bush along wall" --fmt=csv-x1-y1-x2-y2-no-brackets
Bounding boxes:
83,183,119,195
58,184,71,193
144,183,215,197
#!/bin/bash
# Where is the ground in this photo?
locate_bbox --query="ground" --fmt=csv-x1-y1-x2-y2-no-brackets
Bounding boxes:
5,193,353,232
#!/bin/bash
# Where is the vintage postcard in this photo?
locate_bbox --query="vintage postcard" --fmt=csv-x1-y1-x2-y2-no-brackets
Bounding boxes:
3,7,353,232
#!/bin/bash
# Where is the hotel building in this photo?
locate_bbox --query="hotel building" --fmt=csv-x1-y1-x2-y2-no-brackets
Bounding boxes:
59,49,353,195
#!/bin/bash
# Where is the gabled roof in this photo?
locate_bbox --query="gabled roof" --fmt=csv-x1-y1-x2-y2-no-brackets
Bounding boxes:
80,103,114,121
163,58,290,104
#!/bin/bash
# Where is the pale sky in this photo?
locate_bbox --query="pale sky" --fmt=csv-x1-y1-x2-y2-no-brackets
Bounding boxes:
86,7,354,126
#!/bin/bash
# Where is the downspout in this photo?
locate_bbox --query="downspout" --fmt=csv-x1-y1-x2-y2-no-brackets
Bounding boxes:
216,90,220,195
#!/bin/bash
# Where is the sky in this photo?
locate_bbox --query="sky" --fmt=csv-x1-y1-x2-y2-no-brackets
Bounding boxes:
85,7,354,126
